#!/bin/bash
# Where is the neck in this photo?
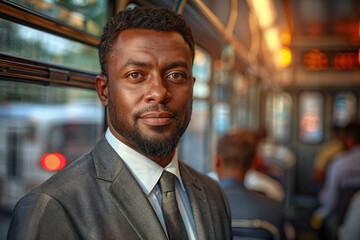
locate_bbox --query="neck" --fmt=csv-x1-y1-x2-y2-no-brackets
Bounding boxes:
149,152,175,168
219,168,246,182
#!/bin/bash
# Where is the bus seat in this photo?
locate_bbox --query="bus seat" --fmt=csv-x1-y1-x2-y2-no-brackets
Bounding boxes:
232,219,280,240
337,177,360,225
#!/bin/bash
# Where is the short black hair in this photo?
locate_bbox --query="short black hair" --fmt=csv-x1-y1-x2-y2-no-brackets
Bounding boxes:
217,129,257,171
98,6,195,77
343,121,360,144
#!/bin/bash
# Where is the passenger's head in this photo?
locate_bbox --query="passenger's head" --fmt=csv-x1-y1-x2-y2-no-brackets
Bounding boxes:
98,6,195,78
215,129,257,180
95,6,196,166
331,124,344,139
343,121,360,149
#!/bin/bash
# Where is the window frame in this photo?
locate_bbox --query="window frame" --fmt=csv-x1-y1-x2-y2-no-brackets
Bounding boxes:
0,0,102,89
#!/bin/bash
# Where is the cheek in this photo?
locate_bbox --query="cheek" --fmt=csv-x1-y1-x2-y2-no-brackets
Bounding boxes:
173,88,193,117
110,81,143,110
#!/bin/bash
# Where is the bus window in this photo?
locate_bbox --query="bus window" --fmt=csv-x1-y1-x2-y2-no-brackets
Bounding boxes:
179,46,212,173
213,102,231,136
193,46,211,99
233,72,249,127
179,100,210,173
0,80,104,210
333,92,357,127
299,92,324,143
0,18,100,72
9,0,107,36
266,92,292,142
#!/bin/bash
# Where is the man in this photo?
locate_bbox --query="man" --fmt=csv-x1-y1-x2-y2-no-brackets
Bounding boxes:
215,129,285,239
8,6,232,240
312,125,345,191
312,121,360,237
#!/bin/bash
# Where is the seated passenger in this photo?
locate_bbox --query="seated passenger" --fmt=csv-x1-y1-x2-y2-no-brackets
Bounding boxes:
215,128,286,240
312,121,360,237
312,125,345,192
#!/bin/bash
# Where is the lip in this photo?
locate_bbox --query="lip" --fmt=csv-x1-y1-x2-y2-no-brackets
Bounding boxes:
138,111,175,126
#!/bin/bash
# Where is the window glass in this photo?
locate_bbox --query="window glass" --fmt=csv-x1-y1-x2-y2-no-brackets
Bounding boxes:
179,100,210,173
10,0,107,36
0,18,100,72
266,92,292,142
299,92,324,143
333,92,357,127
0,81,103,218
193,46,211,98
232,72,248,127
213,102,230,135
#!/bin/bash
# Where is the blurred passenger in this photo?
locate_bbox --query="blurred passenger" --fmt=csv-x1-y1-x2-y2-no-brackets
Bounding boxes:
215,128,286,239
338,190,360,240
312,121,360,236
251,126,267,173
312,125,345,191
7,6,232,240
244,127,285,202
245,169,285,202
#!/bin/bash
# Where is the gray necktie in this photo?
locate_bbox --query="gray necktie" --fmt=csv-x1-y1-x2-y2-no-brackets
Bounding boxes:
158,171,189,240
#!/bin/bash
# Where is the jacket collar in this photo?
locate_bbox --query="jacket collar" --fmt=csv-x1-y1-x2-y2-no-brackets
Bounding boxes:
92,137,167,240
92,138,213,240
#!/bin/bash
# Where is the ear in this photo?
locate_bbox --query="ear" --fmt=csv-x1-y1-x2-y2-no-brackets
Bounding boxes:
215,152,224,179
95,75,108,107
215,152,222,169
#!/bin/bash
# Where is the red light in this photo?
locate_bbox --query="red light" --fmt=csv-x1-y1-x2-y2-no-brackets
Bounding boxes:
303,49,328,70
41,153,66,171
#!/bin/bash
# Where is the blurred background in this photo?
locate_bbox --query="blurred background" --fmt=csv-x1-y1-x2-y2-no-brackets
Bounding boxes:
1,0,360,239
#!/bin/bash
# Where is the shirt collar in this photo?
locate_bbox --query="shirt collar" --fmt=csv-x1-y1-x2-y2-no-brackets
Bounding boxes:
105,128,185,195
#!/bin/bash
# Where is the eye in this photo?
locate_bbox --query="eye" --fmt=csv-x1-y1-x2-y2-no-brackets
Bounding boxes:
167,72,186,83
128,72,142,79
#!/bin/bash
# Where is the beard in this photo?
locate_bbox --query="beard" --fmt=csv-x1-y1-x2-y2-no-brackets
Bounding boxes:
108,102,191,159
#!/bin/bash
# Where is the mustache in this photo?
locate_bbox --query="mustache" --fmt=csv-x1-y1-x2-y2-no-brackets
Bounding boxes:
134,104,179,119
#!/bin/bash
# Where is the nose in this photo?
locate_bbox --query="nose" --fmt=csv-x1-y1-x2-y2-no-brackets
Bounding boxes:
144,75,172,104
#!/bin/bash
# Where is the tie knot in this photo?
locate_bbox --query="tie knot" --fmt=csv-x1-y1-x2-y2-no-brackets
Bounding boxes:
158,171,176,193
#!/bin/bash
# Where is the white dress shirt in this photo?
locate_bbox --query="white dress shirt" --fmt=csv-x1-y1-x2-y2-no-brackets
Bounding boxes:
105,129,198,239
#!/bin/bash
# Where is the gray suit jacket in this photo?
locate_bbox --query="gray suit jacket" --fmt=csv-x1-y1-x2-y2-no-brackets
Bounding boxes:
8,138,232,240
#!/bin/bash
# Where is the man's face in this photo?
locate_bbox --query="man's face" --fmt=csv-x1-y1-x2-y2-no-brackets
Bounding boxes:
96,29,195,163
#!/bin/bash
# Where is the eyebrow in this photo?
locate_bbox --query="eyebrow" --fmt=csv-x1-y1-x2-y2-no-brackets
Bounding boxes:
124,60,190,71
164,61,190,71
124,61,152,68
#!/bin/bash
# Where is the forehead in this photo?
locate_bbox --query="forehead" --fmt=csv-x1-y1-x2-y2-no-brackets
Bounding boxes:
110,29,192,60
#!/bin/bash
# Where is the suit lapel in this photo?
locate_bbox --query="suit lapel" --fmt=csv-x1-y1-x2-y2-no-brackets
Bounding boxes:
92,138,167,240
180,162,215,240
110,167,167,240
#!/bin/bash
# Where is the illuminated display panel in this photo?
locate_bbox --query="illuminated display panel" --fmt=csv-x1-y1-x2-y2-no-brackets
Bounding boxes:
303,49,359,71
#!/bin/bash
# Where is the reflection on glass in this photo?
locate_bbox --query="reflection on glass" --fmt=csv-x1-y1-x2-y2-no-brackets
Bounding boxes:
266,92,292,142
179,100,210,173
0,81,103,212
213,102,230,135
10,0,107,36
233,72,248,127
0,19,100,72
333,92,356,127
299,92,323,143
193,46,211,98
